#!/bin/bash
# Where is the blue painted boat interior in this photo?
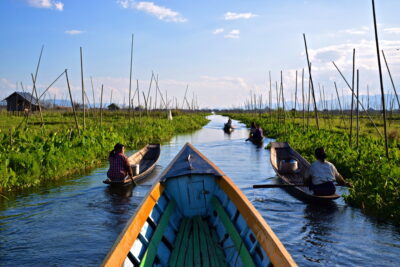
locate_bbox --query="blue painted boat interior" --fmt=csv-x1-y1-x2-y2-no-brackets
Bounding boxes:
124,174,271,267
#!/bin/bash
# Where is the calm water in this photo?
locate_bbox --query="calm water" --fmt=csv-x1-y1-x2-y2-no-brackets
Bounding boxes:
0,115,399,266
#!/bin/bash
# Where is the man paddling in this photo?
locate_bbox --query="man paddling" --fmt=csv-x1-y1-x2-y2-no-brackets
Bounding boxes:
304,147,351,196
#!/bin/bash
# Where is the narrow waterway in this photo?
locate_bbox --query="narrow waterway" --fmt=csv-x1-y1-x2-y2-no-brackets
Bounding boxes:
0,115,399,266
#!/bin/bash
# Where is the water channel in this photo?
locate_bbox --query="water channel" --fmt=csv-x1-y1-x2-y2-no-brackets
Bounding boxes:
0,115,399,266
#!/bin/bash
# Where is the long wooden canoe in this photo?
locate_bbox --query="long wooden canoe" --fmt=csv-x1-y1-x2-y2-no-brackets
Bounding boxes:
103,144,160,186
270,142,340,202
102,143,296,267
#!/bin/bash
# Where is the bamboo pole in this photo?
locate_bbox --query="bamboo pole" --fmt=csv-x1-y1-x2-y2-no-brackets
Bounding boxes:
30,74,44,126
334,82,345,127
100,84,104,128
281,71,286,134
91,77,95,112
372,0,389,158
302,68,305,131
80,47,86,129
128,34,134,120
65,70,80,132
146,72,154,112
269,71,272,122
382,50,400,109
356,70,360,148
332,61,383,138
37,71,66,100
137,80,142,123
307,77,311,129
349,48,355,145
303,34,319,129
294,70,298,123
29,45,44,114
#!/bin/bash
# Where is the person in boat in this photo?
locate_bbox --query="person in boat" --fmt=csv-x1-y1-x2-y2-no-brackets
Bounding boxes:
250,123,263,142
226,118,232,128
249,122,256,135
107,143,133,181
304,147,351,196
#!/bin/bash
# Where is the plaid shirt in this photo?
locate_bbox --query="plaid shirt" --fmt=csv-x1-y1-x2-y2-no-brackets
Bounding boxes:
107,153,131,180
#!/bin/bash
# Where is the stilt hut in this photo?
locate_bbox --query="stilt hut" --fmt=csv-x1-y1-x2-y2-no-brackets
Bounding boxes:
4,92,39,112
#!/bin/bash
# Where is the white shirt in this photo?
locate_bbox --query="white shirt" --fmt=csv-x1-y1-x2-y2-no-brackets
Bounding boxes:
305,160,339,185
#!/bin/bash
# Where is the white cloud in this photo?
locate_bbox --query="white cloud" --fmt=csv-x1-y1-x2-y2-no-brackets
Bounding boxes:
117,0,130,9
224,12,258,20
213,28,224,35
54,1,63,11
224,29,240,39
341,26,369,35
65,30,84,35
27,0,64,11
117,1,187,23
383,27,400,34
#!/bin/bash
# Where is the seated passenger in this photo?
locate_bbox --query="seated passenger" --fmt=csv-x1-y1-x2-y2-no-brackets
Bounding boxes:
252,124,264,141
304,147,351,196
107,143,133,181
226,118,232,128
249,122,256,136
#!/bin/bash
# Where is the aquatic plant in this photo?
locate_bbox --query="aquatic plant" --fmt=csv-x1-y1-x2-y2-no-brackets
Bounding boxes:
0,112,209,191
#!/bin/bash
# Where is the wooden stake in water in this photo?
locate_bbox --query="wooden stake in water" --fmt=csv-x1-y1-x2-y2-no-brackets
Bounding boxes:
372,0,389,158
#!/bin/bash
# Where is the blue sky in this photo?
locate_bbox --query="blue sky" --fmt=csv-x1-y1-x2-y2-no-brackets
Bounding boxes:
1,0,400,108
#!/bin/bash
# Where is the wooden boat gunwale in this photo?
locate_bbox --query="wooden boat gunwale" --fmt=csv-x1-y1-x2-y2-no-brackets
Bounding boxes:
103,144,160,186
270,142,340,202
102,143,296,267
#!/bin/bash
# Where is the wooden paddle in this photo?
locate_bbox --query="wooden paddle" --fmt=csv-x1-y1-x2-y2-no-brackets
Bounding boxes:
253,184,306,188
253,183,350,188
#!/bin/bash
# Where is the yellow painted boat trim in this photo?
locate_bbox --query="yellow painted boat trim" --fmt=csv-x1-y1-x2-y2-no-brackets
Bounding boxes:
217,176,297,267
101,182,164,267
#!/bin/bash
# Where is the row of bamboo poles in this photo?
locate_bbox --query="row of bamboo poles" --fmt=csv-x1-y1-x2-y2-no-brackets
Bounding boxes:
12,34,201,133
242,0,396,159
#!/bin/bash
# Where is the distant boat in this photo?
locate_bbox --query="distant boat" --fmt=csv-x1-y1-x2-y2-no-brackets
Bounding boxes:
103,144,160,186
270,142,340,202
223,123,233,133
102,143,296,267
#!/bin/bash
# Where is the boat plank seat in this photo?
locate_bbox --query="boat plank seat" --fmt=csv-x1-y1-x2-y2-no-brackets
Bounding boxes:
211,197,256,267
139,199,176,267
169,216,226,267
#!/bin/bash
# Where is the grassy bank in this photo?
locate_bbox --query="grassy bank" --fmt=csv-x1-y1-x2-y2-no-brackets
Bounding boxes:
0,110,209,191
224,112,400,224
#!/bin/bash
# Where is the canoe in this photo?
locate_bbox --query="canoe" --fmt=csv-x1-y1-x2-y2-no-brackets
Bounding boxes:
223,123,233,133
102,143,296,267
269,142,340,202
247,136,264,145
103,144,161,186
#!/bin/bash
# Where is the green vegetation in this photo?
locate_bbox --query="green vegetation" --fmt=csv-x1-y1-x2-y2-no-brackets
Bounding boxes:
224,112,400,224
0,110,209,191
